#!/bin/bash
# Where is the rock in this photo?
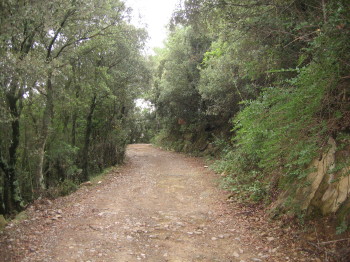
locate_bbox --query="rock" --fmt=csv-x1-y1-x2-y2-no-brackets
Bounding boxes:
211,237,218,241
45,199,53,206
306,235,316,241
267,237,275,242
233,252,240,257
80,181,93,187
161,235,170,240
0,215,7,230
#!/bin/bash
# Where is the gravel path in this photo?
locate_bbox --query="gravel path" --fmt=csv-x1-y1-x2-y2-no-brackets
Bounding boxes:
0,144,320,261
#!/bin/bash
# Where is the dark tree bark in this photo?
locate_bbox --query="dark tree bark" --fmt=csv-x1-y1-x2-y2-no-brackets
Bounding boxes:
0,82,24,214
81,94,97,182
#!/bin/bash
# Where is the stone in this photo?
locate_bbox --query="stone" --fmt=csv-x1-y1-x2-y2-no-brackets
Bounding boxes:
298,138,336,210
176,222,184,227
0,215,7,230
80,181,93,187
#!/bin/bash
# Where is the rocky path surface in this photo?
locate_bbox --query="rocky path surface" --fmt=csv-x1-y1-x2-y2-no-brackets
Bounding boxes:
1,144,321,261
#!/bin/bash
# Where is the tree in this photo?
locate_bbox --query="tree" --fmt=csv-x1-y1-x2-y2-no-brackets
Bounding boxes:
151,26,212,151
0,0,150,215
152,0,350,221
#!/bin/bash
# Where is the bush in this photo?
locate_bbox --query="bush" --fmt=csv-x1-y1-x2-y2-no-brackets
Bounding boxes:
46,179,78,199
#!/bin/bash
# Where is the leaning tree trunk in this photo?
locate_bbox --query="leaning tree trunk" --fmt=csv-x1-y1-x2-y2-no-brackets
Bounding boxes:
35,71,54,194
81,94,97,182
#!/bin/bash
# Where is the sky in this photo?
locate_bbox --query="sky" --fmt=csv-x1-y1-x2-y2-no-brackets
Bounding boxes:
125,0,180,52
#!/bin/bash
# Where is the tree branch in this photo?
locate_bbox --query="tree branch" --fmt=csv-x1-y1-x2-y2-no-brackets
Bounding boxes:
53,24,116,59
47,9,76,60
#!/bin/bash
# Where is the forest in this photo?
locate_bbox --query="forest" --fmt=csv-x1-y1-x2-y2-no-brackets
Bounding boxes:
1,0,350,236
0,0,150,215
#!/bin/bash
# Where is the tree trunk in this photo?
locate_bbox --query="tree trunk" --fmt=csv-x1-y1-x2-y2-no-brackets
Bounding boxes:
71,63,80,147
71,113,77,146
35,71,54,193
0,82,23,214
81,94,97,182
0,187,5,214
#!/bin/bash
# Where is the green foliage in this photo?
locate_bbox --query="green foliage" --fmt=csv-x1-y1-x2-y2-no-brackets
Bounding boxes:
0,0,150,214
47,179,78,198
336,219,348,235
149,26,213,152
213,2,350,211
151,0,350,222
58,180,78,197
129,101,157,143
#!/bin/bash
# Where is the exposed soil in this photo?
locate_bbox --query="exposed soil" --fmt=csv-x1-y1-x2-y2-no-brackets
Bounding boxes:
0,144,329,261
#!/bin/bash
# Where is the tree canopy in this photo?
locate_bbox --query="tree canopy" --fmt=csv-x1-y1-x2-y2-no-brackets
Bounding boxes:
0,0,150,215
150,0,350,227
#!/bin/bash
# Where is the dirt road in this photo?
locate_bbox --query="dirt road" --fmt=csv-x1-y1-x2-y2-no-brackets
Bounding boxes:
1,144,318,261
